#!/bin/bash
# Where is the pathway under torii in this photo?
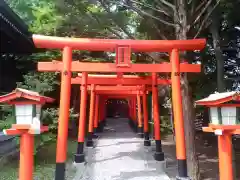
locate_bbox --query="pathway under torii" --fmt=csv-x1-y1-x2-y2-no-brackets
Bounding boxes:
73,118,170,180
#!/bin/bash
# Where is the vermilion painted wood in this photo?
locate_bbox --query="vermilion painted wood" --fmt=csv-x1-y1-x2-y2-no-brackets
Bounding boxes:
102,95,138,99
72,76,170,85
33,34,206,51
56,47,72,163
19,133,34,180
3,126,49,135
202,127,240,134
38,61,201,73
78,73,155,78
87,85,144,91
152,73,161,141
95,90,145,95
171,49,187,160
3,129,28,135
12,124,31,130
209,124,240,131
78,72,88,142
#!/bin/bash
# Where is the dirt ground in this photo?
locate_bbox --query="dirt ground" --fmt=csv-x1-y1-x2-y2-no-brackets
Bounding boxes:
162,134,240,180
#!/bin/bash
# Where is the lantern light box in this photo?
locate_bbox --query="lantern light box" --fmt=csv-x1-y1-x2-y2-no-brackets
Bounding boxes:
0,88,54,133
196,91,240,125
14,104,42,125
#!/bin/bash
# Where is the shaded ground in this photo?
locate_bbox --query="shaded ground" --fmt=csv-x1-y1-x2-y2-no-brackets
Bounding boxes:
73,118,170,180
0,140,77,180
162,134,240,180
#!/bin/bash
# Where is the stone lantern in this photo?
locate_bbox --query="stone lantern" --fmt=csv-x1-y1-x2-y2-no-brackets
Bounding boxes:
0,88,54,134
196,91,240,126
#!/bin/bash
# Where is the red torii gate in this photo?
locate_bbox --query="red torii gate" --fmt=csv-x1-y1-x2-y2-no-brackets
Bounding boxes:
71,75,171,161
34,34,206,180
84,87,148,147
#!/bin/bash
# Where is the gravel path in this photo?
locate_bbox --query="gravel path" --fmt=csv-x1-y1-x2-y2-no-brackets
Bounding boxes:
73,118,171,180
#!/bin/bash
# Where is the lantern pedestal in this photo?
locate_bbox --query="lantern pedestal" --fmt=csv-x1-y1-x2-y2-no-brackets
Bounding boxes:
202,125,240,180
3,125,48,180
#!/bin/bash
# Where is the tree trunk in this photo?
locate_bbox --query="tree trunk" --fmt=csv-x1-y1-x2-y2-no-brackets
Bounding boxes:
209,3,237,179
175,1,201,180
209,3,225,92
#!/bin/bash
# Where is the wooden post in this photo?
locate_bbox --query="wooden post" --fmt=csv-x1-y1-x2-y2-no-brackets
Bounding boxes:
86,84,95,147
143,87,151,146
133,97,137,132
55,47,72,180
218,135,233,180
19,133,34,180
137,93,144,138
94,95,100,133
74,72,88,163
170,49,188,179
152,72,164,161
93,95,100,138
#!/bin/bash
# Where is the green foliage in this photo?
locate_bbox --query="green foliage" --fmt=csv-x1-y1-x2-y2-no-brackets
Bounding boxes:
7,0,65,35
0,105,15,131
31,107,78,155
41,108,79,133
30,50,62,62
0,114,15,131
160,116,172,135
30,2,64,35
149,116,172,137
17,72,59,95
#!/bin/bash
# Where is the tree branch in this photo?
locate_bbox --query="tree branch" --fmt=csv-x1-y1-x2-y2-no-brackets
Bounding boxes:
122,1,176,27
151,21,168,40
195,0,209,13
90,14,123,39
155,0,175,10
194,0,221,38
129,0,172,17
97,0,165,62
99,0,136,39
192,0,213,26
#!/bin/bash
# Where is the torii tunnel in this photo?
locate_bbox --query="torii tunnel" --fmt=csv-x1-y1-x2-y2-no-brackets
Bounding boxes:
34,34,206,180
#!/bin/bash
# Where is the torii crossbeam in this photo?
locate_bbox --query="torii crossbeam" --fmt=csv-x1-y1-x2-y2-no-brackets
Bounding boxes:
72,74,171,85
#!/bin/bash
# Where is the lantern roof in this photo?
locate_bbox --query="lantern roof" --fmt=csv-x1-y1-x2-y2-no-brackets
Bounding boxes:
0,88,54,104
195,91,240,106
